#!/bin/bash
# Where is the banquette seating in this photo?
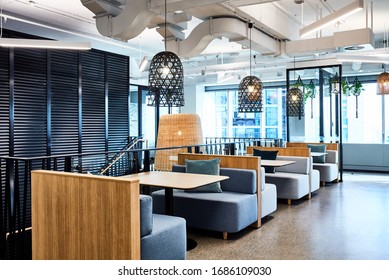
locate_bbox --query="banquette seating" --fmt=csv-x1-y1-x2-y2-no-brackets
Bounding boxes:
152,153,277,240
286,142,340,186
31,170,186,260
246,146,320,205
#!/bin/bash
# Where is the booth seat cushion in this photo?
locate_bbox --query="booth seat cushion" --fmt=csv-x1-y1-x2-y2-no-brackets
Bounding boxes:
265,172,310,200
152,189,258,233
141,214,186,260
313,163,339,182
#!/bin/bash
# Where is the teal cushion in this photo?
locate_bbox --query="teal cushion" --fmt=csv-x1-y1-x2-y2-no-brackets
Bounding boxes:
185,158,222,193
307,144,327,163
253,149,278,173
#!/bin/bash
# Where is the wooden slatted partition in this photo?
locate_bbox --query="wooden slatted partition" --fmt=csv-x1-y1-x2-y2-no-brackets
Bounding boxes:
31,170,140,260
177,153,262,228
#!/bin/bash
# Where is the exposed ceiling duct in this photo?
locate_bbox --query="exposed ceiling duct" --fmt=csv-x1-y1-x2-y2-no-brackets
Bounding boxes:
81,0,375,60
167,17,279,58
81,0,155,40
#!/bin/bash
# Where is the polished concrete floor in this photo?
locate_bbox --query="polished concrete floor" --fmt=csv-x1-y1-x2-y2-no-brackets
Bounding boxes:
186,172,389,260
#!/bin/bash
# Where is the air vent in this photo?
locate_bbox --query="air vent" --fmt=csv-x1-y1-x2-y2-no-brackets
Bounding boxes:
344,45,365,51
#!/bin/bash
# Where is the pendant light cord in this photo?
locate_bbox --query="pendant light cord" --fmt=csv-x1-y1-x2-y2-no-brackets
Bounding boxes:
0,0,3,38
249,22,252,77
164,0,167,51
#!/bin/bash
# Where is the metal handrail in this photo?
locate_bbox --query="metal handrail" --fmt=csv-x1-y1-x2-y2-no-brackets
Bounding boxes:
99,138,145,175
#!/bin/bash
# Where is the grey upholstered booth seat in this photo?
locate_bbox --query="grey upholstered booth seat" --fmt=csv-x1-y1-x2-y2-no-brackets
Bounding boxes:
139,195,186,260
264,156,320,204
312,150,339,184
152,165,277,239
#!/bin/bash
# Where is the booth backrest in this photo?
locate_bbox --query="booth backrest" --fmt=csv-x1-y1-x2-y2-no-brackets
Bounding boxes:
31,170,140,260
173,165,257,194
276,156,310,174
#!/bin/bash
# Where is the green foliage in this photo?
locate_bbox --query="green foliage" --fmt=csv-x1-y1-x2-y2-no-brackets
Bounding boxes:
304,81,316,103
351,77,364,96
342,79,352,96
342,78,364,97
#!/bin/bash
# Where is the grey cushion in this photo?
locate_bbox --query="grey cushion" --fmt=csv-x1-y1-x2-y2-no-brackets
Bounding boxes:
152,189,257,233
185,158,222,193
140,195,153,237
172,165,257,194
313,162,339,182
253,149,278,173
276,156,309,174
308,144,326,163
265,172,310,199
141,214,186,260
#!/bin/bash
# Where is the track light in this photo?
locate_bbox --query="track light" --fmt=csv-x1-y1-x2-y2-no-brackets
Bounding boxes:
0,38,91,50
300,0,364,38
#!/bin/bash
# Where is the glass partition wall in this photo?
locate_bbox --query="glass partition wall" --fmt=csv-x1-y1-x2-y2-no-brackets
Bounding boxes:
286,64,343,180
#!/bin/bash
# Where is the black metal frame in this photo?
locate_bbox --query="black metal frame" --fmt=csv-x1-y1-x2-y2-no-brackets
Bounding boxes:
286,64,343,183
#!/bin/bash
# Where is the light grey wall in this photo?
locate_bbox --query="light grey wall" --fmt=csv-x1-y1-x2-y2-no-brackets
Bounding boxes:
289,117,306,142
181,85,197,114
343,144,389,172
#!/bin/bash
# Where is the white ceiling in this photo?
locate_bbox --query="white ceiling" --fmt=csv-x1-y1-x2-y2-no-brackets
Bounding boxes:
1,0,389,85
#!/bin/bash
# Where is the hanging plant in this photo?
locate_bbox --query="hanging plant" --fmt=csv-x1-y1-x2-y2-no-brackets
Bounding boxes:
341,79,352,97
351,77,364,118
304,80,316,102
304,80,316,118
351,77,364,96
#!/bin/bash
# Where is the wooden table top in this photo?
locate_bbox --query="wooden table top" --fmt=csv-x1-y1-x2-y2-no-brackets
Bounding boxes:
122,171,229,190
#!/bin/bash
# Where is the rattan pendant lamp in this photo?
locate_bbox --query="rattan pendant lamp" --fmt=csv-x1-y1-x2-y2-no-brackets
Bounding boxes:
147,0,184,107
238,22,263,113
377,64,389,95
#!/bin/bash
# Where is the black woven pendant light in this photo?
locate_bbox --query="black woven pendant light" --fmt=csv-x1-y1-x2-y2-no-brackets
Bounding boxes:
238,22,263,113
286,58,304,119
147,0,184,107
286,87,304,119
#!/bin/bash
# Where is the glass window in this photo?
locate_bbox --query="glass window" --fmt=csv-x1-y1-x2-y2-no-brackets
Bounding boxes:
342,83,382,143
200,86,287,140
265,107,278,126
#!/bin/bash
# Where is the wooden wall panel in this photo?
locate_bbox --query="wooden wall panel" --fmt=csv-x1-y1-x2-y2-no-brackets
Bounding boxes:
286,142,339,151
247,146,311,157
31,170,140,260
